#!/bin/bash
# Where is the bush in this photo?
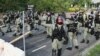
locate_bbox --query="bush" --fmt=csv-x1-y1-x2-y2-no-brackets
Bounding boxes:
68,7,79,12
87,44,100,56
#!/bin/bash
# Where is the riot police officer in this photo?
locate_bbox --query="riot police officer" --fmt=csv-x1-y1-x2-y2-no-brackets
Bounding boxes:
77,11,84,34
46,12,53,38
52,16,66,56
14,15,22,36
0,21,4,36
6,14,12,33
81,11,95,43
95,11,100,40
66,15,79,50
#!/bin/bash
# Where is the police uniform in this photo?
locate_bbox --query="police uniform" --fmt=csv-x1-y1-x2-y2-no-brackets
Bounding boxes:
52,17,66,56
77,12,84,34
95,12,100,40
0,21,4,36
6,14,12,33
34,15,39,30
27,17,33,31
81,14,94,43
66,22,78,50
3,14,7,26
14,16,22,36
46,15,53,38
88,13,95,35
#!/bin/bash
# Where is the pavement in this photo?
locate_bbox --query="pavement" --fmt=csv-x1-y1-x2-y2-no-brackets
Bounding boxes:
0,23,98,56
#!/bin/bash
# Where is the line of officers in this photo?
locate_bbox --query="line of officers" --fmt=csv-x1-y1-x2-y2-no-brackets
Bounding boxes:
0,11,34,36
39,11,100,56
0,10,100,56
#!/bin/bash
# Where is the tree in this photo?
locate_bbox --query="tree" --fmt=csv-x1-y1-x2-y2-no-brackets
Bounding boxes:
0,0,28,12
28,0,72,12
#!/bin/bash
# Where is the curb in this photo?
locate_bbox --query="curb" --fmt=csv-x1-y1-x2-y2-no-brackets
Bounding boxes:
75,40,100,56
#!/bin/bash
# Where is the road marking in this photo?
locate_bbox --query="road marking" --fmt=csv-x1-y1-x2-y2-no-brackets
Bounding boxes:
32,39,45,44
32,45,46,53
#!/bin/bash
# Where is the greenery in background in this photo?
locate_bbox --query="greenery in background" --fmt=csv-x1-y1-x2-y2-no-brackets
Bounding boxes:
87,44,100,56
0,0,92,12
28,0,92,12
0,0,28,12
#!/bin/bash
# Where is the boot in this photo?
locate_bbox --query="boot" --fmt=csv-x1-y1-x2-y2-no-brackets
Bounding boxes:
80,39,85,43
95,31,100,40
66,47,72,50
52,49,56,56
86,40,89,44
57,49,62,56
2,32,4,36
75,46,79,49
13,33,17,36
47,35,51,38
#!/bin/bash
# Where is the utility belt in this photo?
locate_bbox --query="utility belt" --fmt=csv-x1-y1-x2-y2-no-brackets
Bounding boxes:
68,29,77,33
52,37,63,41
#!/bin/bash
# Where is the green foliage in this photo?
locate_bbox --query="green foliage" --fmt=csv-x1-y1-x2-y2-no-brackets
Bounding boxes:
0,0,92,12
87,44,100,56
28,0,72,12
28,0,92,12
0,0,28,12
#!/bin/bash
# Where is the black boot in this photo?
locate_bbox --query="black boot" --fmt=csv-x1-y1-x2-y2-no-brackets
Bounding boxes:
86,40,89,44
52,49,56,56
2,32,4,36
57,49,62,56
95,31,100,40
6,30,9,33
13,33,17,36
95,36,99,40
43,31,47,34
47,35,50,38
28,33,33,37
66,47,72,50
80,39,85,43
9,28,12,32
75,46,79,49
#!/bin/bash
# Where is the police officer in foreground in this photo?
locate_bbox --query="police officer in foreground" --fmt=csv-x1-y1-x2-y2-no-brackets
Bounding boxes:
52,15,66,56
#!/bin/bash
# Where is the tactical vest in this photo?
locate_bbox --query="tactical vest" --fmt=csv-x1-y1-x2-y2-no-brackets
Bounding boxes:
78,14,84,23
88,15,94,21
52,25,65,41
46,16,52,24
67,23,77,33
85,20,92,28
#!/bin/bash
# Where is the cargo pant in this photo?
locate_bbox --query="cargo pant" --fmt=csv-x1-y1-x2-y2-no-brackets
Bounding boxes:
67,32,78,48
52,39,63,56
95,23,100,40
14,24,22,36
46,24,53,37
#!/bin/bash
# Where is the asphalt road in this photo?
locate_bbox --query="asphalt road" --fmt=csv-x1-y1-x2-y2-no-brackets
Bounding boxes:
0,23,98,56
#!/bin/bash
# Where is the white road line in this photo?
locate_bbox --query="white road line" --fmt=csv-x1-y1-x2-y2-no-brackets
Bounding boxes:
32,39,45,44
32,45,47,53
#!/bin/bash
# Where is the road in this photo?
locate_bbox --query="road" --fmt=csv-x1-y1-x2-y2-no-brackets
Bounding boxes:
0,23,98,56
